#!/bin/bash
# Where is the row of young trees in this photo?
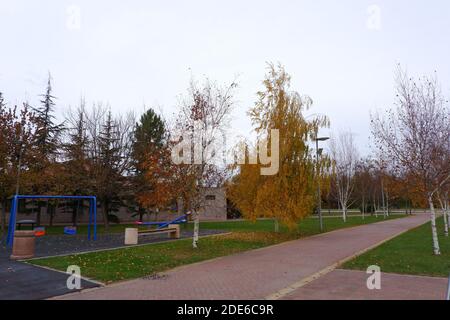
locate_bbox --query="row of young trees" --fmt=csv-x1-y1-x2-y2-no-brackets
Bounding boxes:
226,65,410,228
320,67,450,256
325,150,414,222
227,64,449,256
371,67,450,255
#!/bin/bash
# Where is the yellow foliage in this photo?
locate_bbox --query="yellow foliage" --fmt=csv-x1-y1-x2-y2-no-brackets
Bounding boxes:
228,63,329,230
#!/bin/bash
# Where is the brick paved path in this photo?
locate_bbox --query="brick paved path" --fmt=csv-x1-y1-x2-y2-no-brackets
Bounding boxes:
282,269,447,300
55,214,430,300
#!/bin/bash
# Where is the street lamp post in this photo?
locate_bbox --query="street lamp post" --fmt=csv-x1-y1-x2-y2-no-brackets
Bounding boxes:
315,136,329,232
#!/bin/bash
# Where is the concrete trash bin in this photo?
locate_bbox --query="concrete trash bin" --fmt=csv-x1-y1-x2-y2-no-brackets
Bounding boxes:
125,228,138,245
10,230,36,260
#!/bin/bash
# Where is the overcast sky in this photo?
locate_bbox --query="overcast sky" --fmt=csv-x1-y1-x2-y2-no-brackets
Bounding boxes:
1,0,449,155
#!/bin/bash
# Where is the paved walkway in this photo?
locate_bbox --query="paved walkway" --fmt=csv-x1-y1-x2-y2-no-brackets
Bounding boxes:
55,214,431,300
283,269,448,300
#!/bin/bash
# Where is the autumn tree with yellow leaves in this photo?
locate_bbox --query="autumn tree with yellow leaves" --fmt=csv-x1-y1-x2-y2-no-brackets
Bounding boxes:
228,64,330,231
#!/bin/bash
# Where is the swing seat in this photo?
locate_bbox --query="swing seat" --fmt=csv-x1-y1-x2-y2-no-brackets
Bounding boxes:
34,227,46,237
64,226,77,236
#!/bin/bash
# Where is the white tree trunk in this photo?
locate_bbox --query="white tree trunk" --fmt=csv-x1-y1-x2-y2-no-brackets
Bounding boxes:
386,190,390,217
438,195,449,237
192,211,200,249
362,198,365,220
428,195,441,255
373,198,378,217
381,181,387,219
447,199,450,234
342,205,347,223
274,219,279,233
447,200,450,237
443,209,449,237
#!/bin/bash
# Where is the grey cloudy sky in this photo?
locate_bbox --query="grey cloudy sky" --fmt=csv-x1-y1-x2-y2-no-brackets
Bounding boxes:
1,0,449,155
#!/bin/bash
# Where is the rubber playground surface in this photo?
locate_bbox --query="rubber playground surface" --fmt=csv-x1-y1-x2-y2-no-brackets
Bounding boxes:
0,229,225,300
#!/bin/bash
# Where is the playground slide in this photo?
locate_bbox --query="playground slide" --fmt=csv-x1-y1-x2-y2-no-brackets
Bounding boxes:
135,214,189,230
157,214,189,229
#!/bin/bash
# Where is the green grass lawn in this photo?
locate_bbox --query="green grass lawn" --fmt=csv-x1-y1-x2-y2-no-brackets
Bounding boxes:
8,211,406,236
30,215,404,283
22,214,395,235
343,216,450,278
185,215,402,236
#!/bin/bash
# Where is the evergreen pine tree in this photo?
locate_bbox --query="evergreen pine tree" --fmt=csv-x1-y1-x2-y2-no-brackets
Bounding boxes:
130,108,166,221
96,111,123,229
63,102,90,225
33,74,64,160
30,74,65,225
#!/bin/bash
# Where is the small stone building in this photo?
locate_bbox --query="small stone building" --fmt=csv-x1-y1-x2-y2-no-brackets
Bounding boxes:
197,187,227,221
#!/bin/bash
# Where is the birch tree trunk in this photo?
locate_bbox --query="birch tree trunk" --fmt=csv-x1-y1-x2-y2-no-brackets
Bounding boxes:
193,211,200,249
428,195,441,255
443,206,449,237
438,195,449,237
386,190,390,217
342,204,347,223
381,180,386,219
447,199,450,236
362,197,365,220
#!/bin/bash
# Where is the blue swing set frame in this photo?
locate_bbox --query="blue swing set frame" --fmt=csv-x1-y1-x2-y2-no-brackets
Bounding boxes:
6,195,97,247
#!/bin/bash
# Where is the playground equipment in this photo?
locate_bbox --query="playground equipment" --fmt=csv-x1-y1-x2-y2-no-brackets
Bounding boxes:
34,227,46,237
6,195,97,247
134,213,189,229
64,226,77,236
